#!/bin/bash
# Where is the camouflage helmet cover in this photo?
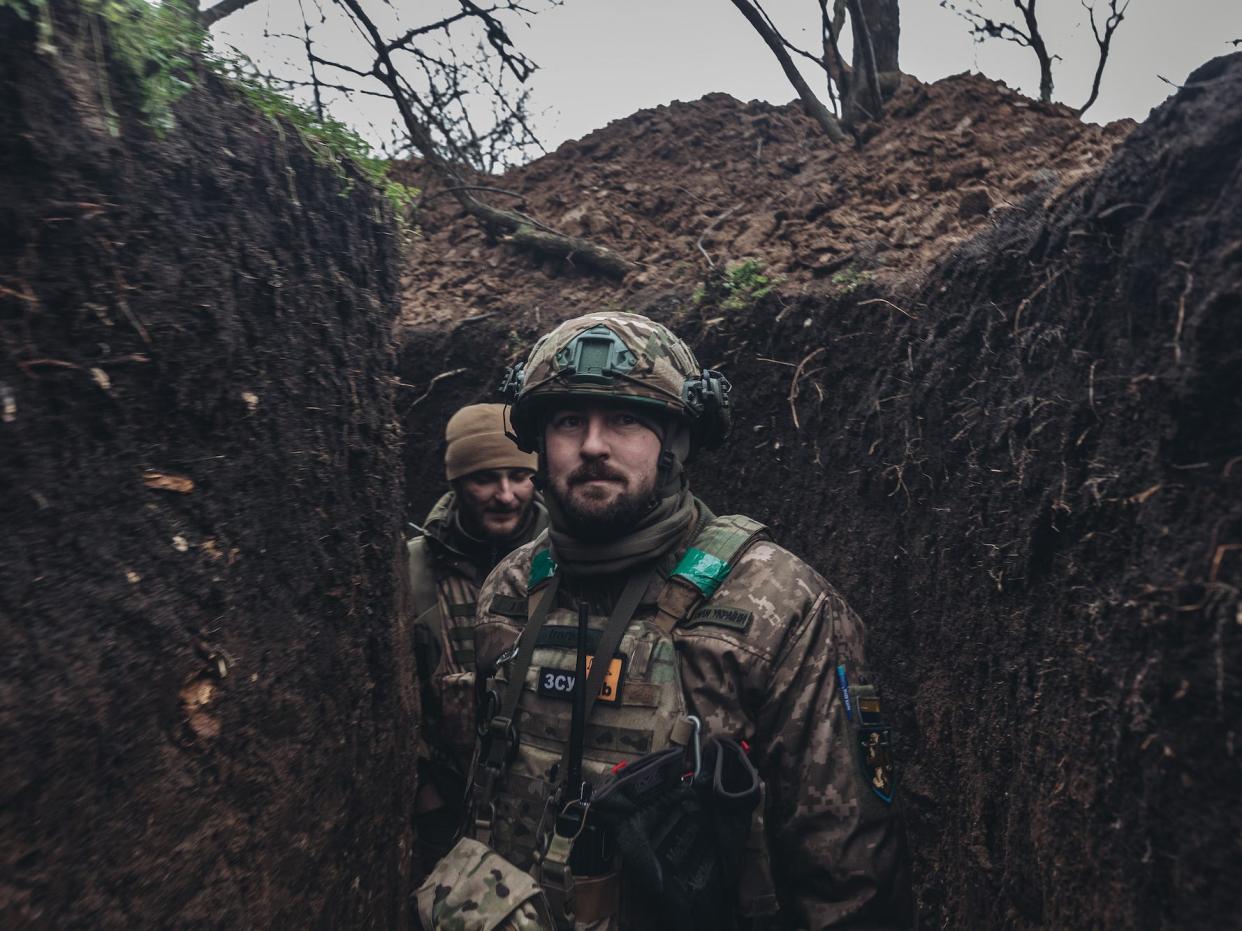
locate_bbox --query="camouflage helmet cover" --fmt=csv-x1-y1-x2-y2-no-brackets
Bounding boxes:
504,312,731,451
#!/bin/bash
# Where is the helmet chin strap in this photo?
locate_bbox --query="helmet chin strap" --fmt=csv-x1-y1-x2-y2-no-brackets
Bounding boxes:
655,419,691,500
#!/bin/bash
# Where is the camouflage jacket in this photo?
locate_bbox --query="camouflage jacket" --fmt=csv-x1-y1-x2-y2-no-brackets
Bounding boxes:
472,505,910,929
410,492,549,780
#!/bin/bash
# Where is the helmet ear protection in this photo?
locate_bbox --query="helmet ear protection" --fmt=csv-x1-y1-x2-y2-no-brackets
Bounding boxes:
681,368,732,449
498,362,535,452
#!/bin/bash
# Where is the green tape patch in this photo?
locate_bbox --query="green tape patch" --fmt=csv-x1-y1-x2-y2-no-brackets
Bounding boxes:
672,547,730,597
528,548,558,589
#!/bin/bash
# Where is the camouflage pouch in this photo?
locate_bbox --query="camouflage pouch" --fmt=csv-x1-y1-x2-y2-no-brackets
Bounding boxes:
416,838,555,931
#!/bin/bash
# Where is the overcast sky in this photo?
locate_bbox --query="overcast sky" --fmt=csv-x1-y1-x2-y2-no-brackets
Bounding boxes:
211,0,1242,159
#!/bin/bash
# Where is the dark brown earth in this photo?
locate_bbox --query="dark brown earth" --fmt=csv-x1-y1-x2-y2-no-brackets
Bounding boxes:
3,0,1239,926
0,4,416,928
399,73,1129,327
400,57,1242,931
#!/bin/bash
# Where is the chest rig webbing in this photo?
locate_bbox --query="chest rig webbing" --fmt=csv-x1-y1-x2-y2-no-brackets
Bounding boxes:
471,515,766,927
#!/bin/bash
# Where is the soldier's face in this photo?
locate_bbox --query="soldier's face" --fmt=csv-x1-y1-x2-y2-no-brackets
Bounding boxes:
456,467,536,542
543,402,662,540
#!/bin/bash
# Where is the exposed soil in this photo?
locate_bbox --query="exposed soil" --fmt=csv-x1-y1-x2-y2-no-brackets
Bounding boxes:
399,72,1129,327
4,0,1238,926
400,57,1242,930
0,5,415,928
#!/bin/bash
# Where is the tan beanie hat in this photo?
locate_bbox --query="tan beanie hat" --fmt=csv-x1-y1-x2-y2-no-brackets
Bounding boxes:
444,403,538,481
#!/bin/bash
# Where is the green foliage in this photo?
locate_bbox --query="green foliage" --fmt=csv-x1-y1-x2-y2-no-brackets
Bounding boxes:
830,267,873,294
691,260,780,311
15,0,415,222
217,62,418,219
720,259,777,311
94,0,205,134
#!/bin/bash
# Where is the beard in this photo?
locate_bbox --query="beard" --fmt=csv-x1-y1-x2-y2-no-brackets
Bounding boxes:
546,461,658,543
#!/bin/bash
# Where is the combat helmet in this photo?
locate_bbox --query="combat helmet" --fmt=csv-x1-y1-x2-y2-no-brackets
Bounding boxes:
501,312,732,455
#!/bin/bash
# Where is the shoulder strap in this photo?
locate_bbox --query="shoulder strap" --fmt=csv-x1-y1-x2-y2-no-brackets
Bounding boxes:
406,535,441,623
655,515,768,634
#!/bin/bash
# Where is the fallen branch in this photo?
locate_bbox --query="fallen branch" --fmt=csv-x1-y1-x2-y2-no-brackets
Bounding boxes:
788,346,826,430
696,204,741,269
339,0,633,279
858,297,918,320
400,367,469,411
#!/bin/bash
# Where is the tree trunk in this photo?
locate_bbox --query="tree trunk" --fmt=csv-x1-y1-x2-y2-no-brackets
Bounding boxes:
843,0,884,126
863,0,899,73
730,0,846,143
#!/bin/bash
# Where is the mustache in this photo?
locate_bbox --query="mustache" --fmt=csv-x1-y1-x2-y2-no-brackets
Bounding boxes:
569,462,626,485
484,503,522,515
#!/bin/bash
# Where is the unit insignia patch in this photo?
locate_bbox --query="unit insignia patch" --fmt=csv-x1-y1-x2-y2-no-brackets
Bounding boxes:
684,605,754,632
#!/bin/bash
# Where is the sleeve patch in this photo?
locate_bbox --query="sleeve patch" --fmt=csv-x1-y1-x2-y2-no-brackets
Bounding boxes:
684,605,753,632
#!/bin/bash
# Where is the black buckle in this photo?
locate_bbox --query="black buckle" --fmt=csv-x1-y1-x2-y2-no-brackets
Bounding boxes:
499,363,525,399
481,714,520,770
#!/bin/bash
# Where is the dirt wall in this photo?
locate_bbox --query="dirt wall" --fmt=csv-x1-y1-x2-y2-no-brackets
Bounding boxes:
400,55,1242,930
0,5,415,928
685,53,1242,930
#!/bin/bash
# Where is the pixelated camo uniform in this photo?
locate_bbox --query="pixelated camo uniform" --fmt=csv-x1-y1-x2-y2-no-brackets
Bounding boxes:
472,522,910,928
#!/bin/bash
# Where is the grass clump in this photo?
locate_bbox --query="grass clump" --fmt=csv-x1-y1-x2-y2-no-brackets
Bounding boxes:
692,259,779,311
830,267,873,294
216,61,418,219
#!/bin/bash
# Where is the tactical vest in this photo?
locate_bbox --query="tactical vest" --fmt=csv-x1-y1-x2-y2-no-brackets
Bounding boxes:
473,515,768,928
407,534,481,679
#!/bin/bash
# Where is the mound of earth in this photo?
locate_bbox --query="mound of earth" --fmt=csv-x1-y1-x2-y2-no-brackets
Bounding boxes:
1,4,415,926
400,72,1130,326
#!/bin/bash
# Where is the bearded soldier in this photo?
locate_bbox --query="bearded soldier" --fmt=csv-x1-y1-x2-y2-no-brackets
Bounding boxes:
417,315,909,930
408,403,548,871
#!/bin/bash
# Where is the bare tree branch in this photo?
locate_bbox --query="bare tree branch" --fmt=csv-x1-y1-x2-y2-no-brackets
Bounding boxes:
296,0,324,119
337,0,631,277
201,0,263,28
729,0,846,142
1076,0,1129,116
941,0,1058,102
820,0,851,108
754,0,830,74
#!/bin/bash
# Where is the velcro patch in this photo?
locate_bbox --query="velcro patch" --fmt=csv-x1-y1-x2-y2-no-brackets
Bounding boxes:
536,654,626,704
488,594,527,618
684,605,753,632
536,626,602,652
448,601,477,618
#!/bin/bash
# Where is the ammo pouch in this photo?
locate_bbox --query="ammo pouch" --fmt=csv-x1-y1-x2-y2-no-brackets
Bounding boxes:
417,837,555,931
585,736,761,931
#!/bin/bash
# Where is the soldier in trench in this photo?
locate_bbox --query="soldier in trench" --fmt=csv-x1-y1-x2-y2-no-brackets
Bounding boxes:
407,403,549,871
418,313,910,929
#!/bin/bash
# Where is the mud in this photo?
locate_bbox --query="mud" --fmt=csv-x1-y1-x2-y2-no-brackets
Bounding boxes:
400,55,1242,930
0,5,416,928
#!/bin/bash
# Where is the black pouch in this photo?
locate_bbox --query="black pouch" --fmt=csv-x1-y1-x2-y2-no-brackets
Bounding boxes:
586,737,761,931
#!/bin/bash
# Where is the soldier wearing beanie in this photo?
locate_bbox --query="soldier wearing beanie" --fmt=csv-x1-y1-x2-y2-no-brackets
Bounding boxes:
408,403,548,873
